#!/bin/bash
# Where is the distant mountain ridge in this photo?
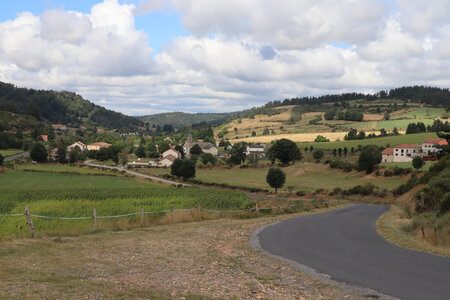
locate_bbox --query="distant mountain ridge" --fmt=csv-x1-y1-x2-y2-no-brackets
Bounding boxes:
0,81,142,131
137,111,234,129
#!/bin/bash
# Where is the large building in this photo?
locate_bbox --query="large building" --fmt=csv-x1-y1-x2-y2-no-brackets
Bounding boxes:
382,138,447,163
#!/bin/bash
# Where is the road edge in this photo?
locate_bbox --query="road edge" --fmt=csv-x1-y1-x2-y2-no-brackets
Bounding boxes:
250,208,400,300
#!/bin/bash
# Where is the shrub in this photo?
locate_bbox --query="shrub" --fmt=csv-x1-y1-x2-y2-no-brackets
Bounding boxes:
358,145,382,173
384,170,394,177
414,186,442,213
296,190,306,197
312,149,324,160
439,193,450,214
412,156,425,170
30,142,48,162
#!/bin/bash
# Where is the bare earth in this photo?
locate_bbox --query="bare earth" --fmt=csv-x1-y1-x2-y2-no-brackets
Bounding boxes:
0,207,362,299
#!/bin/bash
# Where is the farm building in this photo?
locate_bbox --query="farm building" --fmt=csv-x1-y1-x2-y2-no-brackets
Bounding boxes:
422,138,448,154
87,142,112,151
160,154,177,167
382,148,394,163
246,144,267,157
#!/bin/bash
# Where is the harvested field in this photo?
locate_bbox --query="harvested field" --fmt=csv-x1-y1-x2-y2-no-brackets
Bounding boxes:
230,131,364,143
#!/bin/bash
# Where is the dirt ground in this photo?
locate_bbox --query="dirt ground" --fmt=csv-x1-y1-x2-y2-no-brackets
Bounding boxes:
0,206,363,299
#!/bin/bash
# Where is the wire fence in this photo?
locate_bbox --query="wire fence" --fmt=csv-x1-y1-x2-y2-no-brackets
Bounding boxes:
1,199,343,238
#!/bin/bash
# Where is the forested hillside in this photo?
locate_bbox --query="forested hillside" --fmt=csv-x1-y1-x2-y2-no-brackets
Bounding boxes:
0,81,142,131
138,111,233,129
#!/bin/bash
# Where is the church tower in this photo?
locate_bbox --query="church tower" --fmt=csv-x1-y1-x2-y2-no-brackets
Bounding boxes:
185,131,193,156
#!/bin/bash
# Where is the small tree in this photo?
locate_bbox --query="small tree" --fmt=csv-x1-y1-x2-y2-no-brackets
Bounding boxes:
69,148,80,164
266,168,286,193
135,144,146,158
179,159,196,179
56,147,67,164
412,156,425,170
118,149,129,166
200,153,217,165
190,144,203,155
357,145,382,174
175,145,185,158
229,142,247,165
30,142,47,162
0,154,4,165
313,149,324,160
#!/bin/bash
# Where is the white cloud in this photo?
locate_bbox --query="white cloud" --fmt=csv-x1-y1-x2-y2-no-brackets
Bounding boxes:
0,0,449,115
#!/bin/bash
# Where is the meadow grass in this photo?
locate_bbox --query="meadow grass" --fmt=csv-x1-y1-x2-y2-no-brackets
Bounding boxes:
376,119,436,130
380,161,436,171
391,107,446,119
300,132,438,150
0,149,23,157
0,171,247,240
139,162,407,192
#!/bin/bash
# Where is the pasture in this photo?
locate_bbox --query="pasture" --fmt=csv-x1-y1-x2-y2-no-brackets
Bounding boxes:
139,162,407,193
391,107,446,119
300,132,438,150
380,161,436,171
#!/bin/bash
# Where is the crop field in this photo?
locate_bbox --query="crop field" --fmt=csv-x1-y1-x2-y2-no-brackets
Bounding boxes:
0,149,23,157
16,164,113,175
139,162,407,193
391,107,446,119
300,132,438,150
0,171,247,239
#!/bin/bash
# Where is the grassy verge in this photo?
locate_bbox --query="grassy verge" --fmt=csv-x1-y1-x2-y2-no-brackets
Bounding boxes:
16,164,114,175
377,205,450,257
0,204,358,299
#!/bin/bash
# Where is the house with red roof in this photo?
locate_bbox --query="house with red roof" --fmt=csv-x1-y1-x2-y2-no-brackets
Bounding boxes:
382,148,394,163
393,144,421,162
67,141,87,152
87,142,112,151
40,135,48,142
421,138,448,154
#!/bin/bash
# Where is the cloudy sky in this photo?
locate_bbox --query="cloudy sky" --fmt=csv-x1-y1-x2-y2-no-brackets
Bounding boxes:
0,0,449,115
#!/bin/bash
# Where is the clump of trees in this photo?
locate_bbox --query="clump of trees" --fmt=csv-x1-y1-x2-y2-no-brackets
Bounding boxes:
171,159,196,179
267,139,302,164
30,142,48,162
357,145,382,173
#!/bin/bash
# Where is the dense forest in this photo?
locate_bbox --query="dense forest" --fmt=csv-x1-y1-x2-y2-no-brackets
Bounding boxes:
0,81,142,131
264,86,450,108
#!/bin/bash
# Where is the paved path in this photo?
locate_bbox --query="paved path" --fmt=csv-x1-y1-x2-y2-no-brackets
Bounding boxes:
256,204,450,300
4,151,29,162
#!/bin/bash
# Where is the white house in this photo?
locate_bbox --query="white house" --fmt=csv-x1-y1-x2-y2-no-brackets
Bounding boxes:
200,143,219,156
160,155,177,167
162,149,181,159
67,141,86,152
421,138,448,154
392,144,421,162
246,144,266,157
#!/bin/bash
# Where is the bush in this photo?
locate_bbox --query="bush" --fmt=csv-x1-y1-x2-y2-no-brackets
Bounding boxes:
314,135,330,142
412,156,425,170
266,168,286,193
384,170,394,177
296,190,306,197
439,193,450,214
312,149,324,160
414,186,442,213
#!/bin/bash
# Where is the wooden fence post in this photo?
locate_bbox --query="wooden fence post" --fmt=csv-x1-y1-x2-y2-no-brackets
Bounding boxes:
25,206,34,238
255,203,259,213
140,205,144,225
93,208,98,229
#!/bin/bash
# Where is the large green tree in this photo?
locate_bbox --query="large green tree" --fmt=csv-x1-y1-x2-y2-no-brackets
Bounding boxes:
357,145,382,173
190,144,203,155
30,142,48,162
179,159,196,179
229,142,247,165
267,139,302,164
412,156,425,170
56,147,67,164
266,168,286,193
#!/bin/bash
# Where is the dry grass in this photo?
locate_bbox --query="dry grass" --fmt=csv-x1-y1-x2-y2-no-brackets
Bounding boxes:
363,113,384,121
230,131,352,143
0,205,362,299
377,205,450,257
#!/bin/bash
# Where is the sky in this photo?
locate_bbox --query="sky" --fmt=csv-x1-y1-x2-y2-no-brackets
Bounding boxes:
0,0,449,116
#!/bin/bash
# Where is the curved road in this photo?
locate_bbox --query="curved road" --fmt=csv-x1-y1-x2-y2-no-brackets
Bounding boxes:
257,204,450,300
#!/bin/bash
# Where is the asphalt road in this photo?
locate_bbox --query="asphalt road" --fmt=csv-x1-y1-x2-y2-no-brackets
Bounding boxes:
257,204,450,300
4,151,29,162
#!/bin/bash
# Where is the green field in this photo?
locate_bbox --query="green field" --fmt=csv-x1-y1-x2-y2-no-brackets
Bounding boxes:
376,119,435,130
380,161,436,171
0,149,23,157
139,162,407,193
301,132,438,150
16,164,113,175
391,108,446,119
0,171,247,239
